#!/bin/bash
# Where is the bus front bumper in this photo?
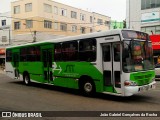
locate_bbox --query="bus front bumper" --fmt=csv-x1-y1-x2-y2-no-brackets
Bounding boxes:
124,81,156,96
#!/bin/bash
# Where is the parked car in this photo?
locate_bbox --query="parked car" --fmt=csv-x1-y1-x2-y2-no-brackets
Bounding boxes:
155,63,160,78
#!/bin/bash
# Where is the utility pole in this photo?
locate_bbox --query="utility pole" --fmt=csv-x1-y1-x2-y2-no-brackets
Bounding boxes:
9,27,11,45
33,31,36,42
23,23,36,43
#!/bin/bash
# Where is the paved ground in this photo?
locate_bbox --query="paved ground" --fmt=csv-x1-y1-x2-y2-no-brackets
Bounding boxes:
0,69,5,74
0,72,160,120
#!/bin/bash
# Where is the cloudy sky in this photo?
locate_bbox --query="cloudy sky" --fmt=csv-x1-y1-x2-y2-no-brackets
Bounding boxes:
0,0,126,21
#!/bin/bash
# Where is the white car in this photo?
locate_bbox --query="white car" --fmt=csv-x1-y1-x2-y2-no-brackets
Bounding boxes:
155,64,160,78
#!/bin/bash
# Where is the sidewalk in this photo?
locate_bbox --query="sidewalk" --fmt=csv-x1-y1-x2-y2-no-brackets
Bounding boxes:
0,69,5,74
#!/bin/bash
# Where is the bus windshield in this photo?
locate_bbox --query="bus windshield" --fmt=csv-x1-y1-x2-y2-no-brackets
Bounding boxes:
122,40,154,72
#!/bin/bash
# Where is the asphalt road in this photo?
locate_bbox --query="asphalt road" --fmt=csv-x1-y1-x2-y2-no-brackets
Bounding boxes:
0,72,160,120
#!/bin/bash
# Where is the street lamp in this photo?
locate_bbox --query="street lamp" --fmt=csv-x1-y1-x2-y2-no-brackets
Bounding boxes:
23,23,36,42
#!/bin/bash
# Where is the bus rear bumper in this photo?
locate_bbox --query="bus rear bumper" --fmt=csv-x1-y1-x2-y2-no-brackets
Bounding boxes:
124,81,156,96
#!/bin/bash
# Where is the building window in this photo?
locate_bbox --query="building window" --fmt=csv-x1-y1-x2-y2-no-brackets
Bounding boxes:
60,23,67,31
61,9,67,16
14,22,21,30
44,4,52,13
44,20,52,29
141,0,160,10
80,13,85,21
141,25,160,35
2,36,7,42
90,16,93,23
105,21,110,26
25,3,32,12
71,25,77,32
157,0,160,7
97,19,103,25
26,20,33,28
90,28,93,33
80,27,85,34
71,11,77,19
1,20,6,26
54,22,58,30
156,26,160,34
14,5,20,14
54,6,58,14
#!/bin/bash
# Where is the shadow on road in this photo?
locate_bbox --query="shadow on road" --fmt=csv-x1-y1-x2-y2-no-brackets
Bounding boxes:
10,81,153,103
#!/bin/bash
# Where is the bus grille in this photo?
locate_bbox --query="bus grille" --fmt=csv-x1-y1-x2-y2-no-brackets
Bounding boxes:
134,74,152,85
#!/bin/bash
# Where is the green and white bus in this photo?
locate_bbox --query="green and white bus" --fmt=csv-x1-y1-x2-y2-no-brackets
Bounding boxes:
5,29,156,96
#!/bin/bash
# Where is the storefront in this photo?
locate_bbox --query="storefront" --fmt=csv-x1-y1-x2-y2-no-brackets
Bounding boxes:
150,35,160,64
0,48,5,65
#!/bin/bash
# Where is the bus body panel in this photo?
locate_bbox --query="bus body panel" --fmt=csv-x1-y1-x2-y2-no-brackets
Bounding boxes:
5,29,156,96
52,62,103,91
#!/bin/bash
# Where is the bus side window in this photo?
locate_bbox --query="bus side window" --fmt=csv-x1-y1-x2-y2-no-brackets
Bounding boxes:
35,46,41,61
20,48,27,62
79,39,96,61
54,43,62,61
61,41,78,61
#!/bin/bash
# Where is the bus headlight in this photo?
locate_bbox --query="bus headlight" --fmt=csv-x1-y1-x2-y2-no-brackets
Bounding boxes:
124,80,137,86
151,78,155,82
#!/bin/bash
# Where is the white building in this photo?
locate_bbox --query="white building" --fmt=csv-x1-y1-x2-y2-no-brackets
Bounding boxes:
0,12,12,45
126,0,160,35
0,12,12,63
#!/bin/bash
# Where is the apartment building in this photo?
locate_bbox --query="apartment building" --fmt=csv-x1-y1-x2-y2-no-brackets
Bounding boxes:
0,12,12,63
0,12,11,45
126,0,160,35
11,0,111,44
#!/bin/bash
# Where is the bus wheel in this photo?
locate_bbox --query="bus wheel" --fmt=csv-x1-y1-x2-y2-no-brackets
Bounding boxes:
24,74,30,85
81,80,95,96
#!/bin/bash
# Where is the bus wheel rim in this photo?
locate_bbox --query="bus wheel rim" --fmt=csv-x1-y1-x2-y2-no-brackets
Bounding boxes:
84,83,92,92
25,76,29,84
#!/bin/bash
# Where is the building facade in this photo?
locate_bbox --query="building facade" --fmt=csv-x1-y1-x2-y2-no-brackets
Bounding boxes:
0,12,12,45
0,12,12,64
126,0,160,64
11,0,111,44
126,0,160,35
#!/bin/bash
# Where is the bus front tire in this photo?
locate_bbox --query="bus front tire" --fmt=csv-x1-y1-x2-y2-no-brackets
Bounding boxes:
80,79,95,96
23,74,30,85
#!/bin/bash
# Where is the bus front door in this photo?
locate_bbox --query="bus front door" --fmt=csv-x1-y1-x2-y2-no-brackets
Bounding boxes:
42,49,53,83
102,43,121,94
13,53,19,78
